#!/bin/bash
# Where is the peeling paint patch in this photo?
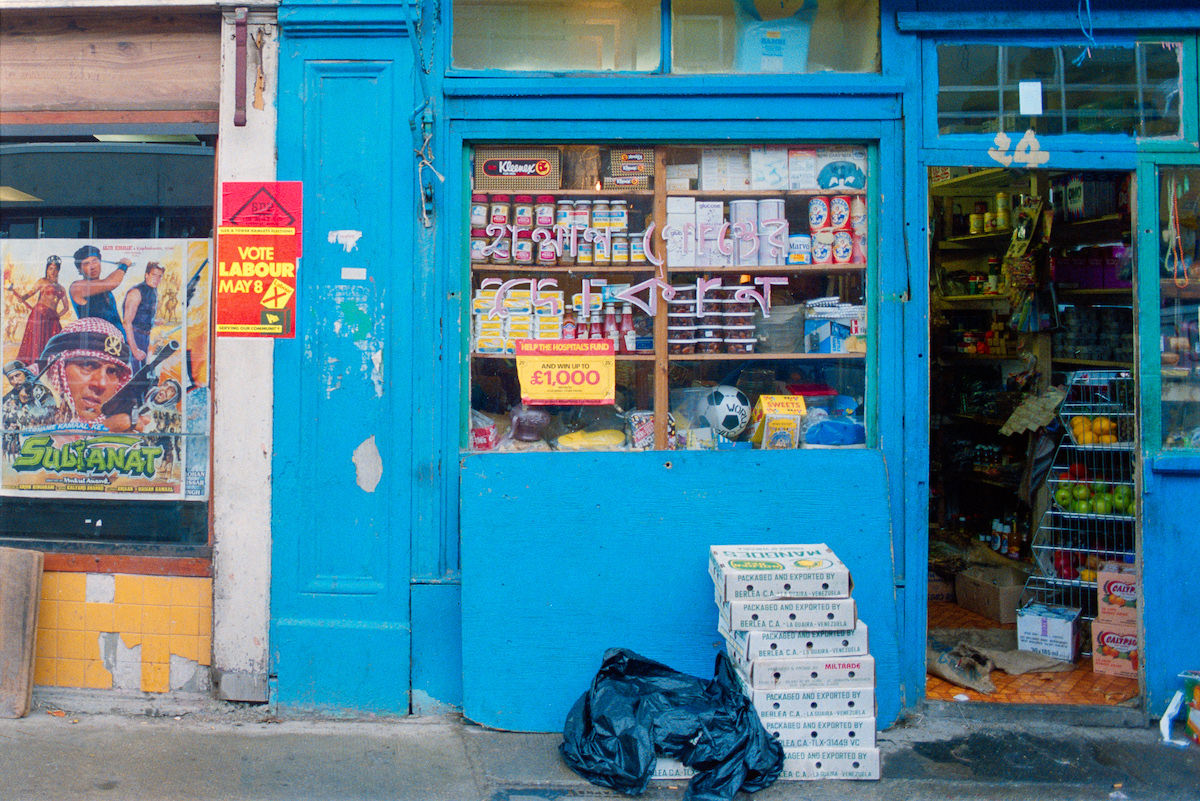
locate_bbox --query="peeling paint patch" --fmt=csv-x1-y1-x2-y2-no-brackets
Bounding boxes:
169,654,206,692
352,436,383,492
327,229,363,252
371,349,384,398
85,573,115,603
100,632,141,691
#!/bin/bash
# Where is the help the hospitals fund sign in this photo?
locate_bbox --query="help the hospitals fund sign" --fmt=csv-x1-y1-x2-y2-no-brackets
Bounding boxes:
216,181,302,337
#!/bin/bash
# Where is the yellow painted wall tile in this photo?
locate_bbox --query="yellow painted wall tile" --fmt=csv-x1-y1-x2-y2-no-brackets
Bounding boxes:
142,634,170,665
115,603,142,634
84,602,117,632
40,572,59,600
57,602,85,631
142,605,171,635
55,573,86,602
38,600,59,630
113,575,143,605
199,580,213,609
83,661,113,690
173,578,208,608
197,636,212,666
170,606,200,637
34,658,55,685
141,662,169,693
199,611,212,638
143,576,172,606
57,658,86,687
34,629,56,659
120,632,142,649
168,634,197,663
58,630,92,661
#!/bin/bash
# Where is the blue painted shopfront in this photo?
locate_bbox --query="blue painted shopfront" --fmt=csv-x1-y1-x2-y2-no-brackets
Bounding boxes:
269,1,1200,726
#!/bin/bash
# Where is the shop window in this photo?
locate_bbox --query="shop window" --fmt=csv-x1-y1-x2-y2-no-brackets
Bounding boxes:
1159,166,1200,450
936,42,1183,138
0,137,214,554
465,142,870,453
451,0,879,74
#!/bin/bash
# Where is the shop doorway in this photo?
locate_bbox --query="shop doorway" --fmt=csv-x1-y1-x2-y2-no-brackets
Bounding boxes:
925,166,1142,707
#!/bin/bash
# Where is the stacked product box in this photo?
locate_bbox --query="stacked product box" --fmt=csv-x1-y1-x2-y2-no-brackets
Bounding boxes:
1092,560,1139,678
710,544,878,781
471,287,564,354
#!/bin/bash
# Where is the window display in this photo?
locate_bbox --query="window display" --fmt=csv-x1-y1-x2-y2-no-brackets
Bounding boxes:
1160,166,1200,449
466,143,870,452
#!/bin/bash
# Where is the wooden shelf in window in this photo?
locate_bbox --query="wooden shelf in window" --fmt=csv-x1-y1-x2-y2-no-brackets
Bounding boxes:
552,188,654,197
472,352,656,361
666,188,866,197
930,167,1023,196
666,264,866,275
1162,279,1200,300
668,352,864,361
470,264,654,273
1057,287,1132,298
1053,358,1133,368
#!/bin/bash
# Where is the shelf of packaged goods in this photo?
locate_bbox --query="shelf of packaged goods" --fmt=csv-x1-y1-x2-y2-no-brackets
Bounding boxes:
1053,358,1133,369
1056,288,1133,299
668,352,864,361
551,188,655,197
930,167,1023,196
470,264,654,273
666,189,866,198
471,352,655,361
665,264,866,275
939,231,1012,248
1161,279,1200,300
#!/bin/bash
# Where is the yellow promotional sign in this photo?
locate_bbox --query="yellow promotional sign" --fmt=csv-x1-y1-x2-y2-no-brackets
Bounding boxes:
516,340,615,406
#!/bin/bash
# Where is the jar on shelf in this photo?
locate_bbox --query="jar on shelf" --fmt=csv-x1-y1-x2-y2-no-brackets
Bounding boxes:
470,194,489,228
592,199,611,230
628,231,646,264
535,231,558,266
555,198,573,228
489,194,511,227
611,232,629,265
576,237,594,267
469,228,489,264
572,199,592,231
513,195,535,228
610,200,629,231
491,231,512,264
513,230,534,265
534,195,556,228
594,232,611,266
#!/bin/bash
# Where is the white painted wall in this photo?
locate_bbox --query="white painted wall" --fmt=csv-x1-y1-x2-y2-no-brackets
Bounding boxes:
211,5,279,702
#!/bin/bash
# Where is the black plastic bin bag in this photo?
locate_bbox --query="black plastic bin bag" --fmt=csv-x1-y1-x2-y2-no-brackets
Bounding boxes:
560,647,784,801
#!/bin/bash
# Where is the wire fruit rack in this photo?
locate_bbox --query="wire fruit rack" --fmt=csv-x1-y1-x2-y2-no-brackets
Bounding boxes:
1024,371,1136,655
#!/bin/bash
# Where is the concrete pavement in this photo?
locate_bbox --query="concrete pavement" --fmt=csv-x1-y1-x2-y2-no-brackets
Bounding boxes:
2,690,1198,801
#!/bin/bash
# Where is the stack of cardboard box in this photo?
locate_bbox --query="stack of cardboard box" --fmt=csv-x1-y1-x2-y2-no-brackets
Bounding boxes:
1091,560,1138,678
655,543,878,782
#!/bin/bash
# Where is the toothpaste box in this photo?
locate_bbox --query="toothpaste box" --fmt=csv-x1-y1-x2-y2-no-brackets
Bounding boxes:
710,543,851,601
780,747,880,780
735,654,874,691
762,716,877,750
735,676,876,720
721,621,868,663
719,596,857,631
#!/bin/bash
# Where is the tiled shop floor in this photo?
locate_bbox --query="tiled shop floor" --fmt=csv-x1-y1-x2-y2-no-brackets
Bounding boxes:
925,601,1139,705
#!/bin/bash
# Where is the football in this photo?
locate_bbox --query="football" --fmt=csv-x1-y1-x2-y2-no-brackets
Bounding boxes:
702,385,751,438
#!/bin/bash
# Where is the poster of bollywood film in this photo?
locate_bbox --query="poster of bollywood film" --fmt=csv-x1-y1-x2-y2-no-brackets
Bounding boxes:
1,239,212,500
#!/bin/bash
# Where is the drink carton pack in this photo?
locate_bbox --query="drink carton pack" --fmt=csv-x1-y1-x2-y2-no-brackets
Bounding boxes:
1017,603,1080,662
1091,619,1138,679
735,654,875,691
1096,561,1138,625
721,621,869,663
710,542,850,601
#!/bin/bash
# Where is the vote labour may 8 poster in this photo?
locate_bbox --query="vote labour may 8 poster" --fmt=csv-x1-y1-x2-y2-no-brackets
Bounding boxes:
0,239,212,500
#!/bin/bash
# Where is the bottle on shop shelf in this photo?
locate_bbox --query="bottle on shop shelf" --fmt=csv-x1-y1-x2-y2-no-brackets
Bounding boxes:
588,313,603,340
619,303,635,354
603,303,619,351
562,314,577,340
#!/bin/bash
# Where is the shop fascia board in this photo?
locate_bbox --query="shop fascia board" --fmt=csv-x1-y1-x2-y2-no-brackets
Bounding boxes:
0,0,276,8
896,10,1200,33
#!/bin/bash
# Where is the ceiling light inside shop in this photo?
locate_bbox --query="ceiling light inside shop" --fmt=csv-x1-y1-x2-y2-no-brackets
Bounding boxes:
93,134,201,144
0,185,42,202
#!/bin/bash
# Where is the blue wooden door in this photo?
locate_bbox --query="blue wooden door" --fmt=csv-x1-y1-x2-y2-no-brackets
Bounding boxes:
271,23,414,712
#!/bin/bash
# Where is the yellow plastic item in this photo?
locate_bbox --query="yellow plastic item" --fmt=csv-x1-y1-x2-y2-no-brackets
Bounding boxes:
556,429,626,450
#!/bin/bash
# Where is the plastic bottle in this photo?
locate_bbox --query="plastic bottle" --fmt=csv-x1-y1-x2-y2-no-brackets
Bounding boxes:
588,313,603,340
603,303,619,351
619,303,636,354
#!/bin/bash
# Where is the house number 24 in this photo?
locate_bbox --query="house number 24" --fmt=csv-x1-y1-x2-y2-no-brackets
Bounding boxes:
988,129,1050,168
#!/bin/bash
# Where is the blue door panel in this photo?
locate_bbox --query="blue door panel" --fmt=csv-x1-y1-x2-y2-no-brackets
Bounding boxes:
273,36,414,712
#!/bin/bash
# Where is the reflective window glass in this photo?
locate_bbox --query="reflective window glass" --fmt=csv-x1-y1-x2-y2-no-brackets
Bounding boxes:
1159,166,1200,449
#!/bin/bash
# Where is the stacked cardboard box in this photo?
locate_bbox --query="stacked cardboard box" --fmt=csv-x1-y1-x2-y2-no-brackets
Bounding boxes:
710,544,878,781
1092,561,1139,678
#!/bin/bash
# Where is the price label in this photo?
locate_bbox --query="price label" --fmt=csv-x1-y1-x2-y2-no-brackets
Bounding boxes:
515,340,615,405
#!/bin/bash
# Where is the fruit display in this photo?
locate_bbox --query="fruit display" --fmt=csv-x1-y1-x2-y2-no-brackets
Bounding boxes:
1024,372,1137,652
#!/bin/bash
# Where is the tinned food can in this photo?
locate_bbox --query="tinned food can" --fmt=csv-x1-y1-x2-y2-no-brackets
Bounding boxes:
809,196,831,232
832,230,854,264
830,196,852,230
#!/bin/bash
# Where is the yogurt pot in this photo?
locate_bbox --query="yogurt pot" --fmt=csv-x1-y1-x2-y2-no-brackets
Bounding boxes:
722,311,755,326
667,325,698,336
696,322,724,339
723,324,757,339
695,337,724,354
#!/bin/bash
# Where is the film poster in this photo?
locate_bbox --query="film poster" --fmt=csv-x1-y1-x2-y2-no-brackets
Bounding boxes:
1,239,212,500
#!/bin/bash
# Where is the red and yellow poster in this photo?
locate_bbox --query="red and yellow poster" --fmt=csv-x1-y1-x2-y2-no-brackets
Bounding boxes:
216,181,302,337
1,239,212,500
516,340,615,405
